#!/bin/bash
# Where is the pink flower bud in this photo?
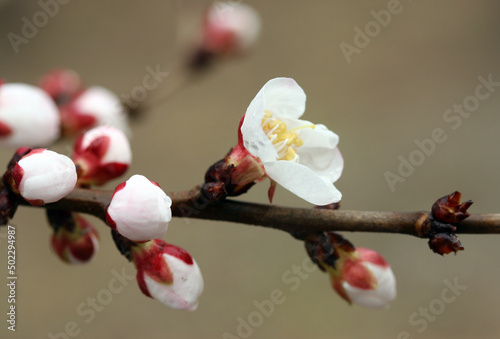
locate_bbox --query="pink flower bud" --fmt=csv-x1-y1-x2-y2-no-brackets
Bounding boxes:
106,175,172,242
72,126,132,186
202,2,261,55
60,86,129,135
133,239,204,311
331,248,396,309
39,68,83,106
11,149,77,206
0,83,60,147
51,213,99,264
305,232,396,308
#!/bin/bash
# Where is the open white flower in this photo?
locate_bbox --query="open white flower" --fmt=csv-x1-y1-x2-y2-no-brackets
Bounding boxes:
240,78,343,205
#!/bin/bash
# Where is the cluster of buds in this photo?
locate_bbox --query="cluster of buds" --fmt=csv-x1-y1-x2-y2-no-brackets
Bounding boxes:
426,191,472,255
305,231,396,308
40,68,129,136
0,120,132,264
203,77,344,205
0,69,129,150
41,124,132,263
104,174,205,310
0,101,203,310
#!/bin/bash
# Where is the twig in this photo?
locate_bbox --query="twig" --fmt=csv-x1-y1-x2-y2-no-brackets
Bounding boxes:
15,186,500,240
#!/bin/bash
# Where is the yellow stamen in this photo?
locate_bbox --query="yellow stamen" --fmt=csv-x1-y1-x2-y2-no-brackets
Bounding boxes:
261,111,315,161
285,148,297,161
288,124,316,133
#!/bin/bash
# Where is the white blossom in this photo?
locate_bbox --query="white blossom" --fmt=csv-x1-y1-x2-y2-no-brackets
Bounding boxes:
240,78,343,205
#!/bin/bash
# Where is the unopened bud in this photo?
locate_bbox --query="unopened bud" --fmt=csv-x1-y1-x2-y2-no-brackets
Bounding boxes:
428,233,464,255
39,68,83,106
106,175,172,242
132,239,204,311
49,211,99,264
72,126,131,186
60,86,129,135
202,2,261,55
432,191,472,224
305,232,396,308
8,149,77,206
0,83,60,147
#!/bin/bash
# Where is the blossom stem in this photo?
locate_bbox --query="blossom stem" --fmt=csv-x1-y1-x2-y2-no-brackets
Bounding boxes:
127,63,196,116
11,185,500,240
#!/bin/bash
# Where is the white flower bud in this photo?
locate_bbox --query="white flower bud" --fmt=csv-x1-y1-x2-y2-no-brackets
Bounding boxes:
0,83,60,147
13,149,77,205
61,86,129,135
106,175,172,242
133,240,204,311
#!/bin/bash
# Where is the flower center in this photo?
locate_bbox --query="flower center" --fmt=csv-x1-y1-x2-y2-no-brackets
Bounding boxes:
261,110,315,161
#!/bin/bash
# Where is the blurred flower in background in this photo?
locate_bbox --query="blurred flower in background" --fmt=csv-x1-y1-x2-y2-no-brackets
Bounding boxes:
0,83,60,147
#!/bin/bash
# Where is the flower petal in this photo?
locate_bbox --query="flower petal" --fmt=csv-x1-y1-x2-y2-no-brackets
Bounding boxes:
263,161,341,205
241,84,278,162
262,78,306,119
241,78,307,162
73,86,130,135
296,125,343,182
343,262,396,309
144,255,204,311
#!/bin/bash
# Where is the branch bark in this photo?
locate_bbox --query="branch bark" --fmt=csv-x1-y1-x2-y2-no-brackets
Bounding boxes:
16,186,500,240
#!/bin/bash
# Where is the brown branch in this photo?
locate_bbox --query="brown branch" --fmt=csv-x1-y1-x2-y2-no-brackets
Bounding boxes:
15,186,500,240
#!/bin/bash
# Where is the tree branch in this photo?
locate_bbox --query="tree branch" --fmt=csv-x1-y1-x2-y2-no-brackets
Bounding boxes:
15,186,500,240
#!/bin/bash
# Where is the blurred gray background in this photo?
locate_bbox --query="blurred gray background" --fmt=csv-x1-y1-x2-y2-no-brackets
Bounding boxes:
1,0,500,338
